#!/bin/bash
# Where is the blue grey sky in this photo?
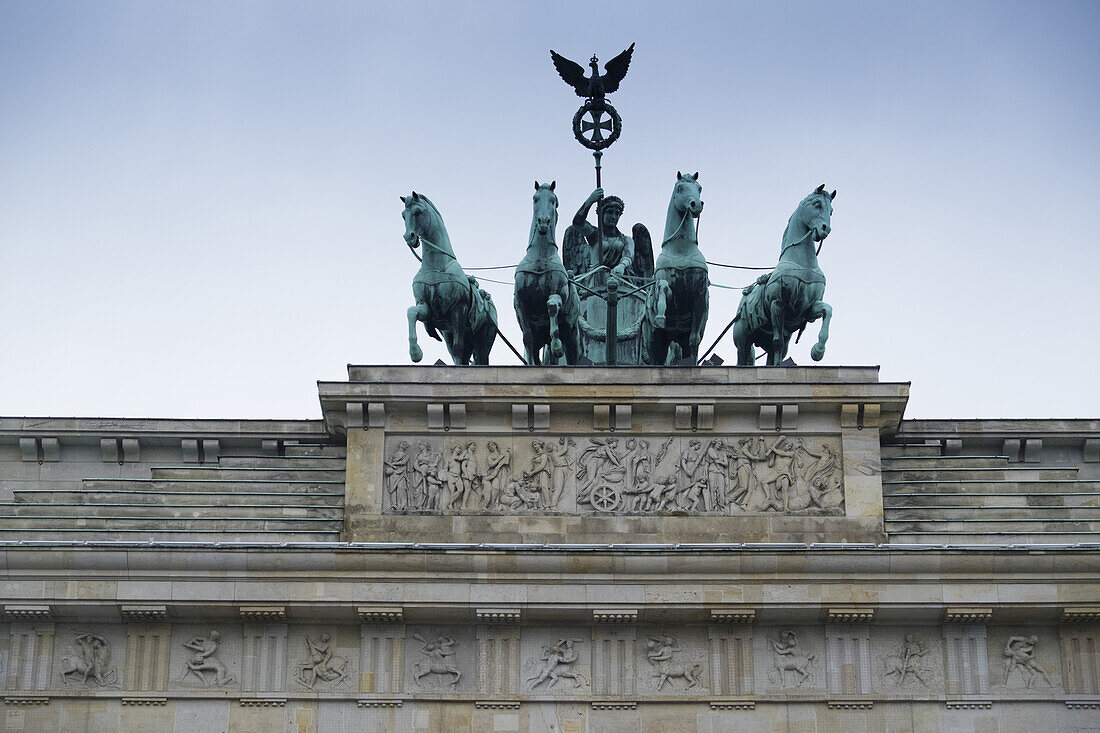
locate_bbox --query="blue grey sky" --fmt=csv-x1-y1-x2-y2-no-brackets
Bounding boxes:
1,1,1097,419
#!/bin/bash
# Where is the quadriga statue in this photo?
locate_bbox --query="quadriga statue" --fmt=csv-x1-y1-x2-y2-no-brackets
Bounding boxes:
513,181,583,364
401,192,499,365
732,184,836,366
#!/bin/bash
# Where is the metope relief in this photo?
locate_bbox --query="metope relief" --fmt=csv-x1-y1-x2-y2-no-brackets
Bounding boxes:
765,631,818,688
523,637,589,691
174,629,236,688
643,634,705,692
408,629,468,690
58,631,118,687
1002,635,1055,689
883,634,933,688
294,632,350,690
383,434,843,516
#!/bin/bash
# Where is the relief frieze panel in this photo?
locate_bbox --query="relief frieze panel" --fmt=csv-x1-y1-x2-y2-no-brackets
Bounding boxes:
383,434,844,516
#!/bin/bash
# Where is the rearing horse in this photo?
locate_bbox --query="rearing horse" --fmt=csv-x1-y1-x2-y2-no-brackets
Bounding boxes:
641,172,708,365
401,192,498,365
514,181,582,365
732,184,835,366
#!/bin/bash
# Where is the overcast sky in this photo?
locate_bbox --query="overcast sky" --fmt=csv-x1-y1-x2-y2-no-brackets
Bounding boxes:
1,1,1097,421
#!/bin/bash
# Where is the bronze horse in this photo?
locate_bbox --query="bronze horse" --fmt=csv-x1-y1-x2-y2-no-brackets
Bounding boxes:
401,192,498,365
732,185,835,366
640,172,708,365
514,181,582,364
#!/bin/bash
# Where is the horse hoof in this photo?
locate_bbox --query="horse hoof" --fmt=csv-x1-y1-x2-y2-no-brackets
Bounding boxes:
810,344,825,361
550,338,564,359
410,345,423,363
654,316,666,328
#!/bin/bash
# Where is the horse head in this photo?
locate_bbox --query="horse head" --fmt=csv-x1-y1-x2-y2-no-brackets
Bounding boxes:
793,184,837,243
531,180,558,242
400,191,430,248
673,171,704,217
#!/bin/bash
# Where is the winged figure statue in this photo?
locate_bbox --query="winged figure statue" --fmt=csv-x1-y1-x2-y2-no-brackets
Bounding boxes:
550,43,635,101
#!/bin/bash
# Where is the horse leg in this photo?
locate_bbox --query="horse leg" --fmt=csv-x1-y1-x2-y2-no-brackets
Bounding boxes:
654,281,670,329
448,307,469,365
731,320,755,366
688,287,709,362
515,296,540,365
768,299,786,366
810,301,832,362
547,294,564,360
407,303,428,362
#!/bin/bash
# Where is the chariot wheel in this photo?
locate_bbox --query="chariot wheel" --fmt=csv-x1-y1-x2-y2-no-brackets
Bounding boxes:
590,484,622,512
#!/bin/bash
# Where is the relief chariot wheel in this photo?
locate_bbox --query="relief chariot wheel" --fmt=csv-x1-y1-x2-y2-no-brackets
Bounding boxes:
589,483,622,512
572,99,622,151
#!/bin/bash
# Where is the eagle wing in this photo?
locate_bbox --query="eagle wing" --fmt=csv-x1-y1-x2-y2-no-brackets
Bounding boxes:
631,222,654,279
550,50,589,97
600,42,635,94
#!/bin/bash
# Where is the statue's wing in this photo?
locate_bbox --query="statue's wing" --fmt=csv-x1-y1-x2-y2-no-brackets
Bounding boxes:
550,50,588,97
601,42,635,94
562,225,590,277
631,222,654,279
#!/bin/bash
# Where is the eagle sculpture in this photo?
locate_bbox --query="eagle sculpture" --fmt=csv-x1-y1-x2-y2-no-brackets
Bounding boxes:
550,43,635,101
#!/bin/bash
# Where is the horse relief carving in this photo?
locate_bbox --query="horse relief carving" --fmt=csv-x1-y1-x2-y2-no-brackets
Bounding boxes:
644,634,702,691
295,633,350,689
59,631,117,687
524,638,589,691
767,631,817,687
412,632,462,688
384,435,841,516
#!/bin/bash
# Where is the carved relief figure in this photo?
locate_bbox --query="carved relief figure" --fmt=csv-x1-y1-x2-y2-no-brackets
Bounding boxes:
576,438,627,511
767,631,816,687
548,437,575,507
524,638,589,691
59,632,117,687
383,441,411,511
178,630,235,687
295,632,349,689
645,634,702,691
1003,635,1054,688
412,633,461,688
483,441,512,509
703,439,729,512
883,634,931,688
526,440,553,507
412,441,444,511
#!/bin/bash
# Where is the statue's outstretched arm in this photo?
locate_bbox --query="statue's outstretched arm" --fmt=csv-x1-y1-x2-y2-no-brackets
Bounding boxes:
573,188,603,228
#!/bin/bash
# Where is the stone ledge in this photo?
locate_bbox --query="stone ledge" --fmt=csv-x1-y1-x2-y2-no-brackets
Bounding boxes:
239,697,287,707
474,700,520,710
1065,700,1100,710
826,607,875,624
943,607,993,624
710,608,756,624
710,699,755,710
357,699,402,708
2,604,52,620
120,697,167,707
1061,607,1100,624
945,700,992,710
239,605,286,622
3,696,49,706
593,609,638,624
358,606,404,623
119,605,169,622
591,701,637,710
828,700,874,710
475,608,521,624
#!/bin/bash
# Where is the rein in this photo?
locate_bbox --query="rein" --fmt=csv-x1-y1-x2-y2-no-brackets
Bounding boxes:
661,205,702,247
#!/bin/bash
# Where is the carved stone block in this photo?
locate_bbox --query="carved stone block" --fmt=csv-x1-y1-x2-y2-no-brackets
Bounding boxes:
404,626,473,692
756,627,824,694
170,626,239,690
639,628,709,695
520,627,591,696
870,626,943,694
357,606,404,624
54,624,123,689
988,627,1062,693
